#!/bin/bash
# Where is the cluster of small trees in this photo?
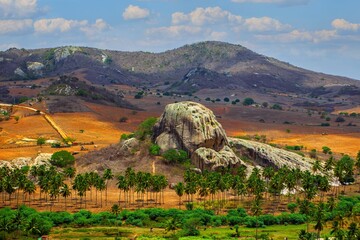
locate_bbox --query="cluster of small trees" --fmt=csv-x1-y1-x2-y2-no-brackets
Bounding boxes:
116,167,168,207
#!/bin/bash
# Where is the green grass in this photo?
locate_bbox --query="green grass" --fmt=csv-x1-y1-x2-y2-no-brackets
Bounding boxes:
50,223,333,240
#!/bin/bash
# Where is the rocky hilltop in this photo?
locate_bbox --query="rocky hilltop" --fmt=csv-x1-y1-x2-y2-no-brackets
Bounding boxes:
152,101,244,171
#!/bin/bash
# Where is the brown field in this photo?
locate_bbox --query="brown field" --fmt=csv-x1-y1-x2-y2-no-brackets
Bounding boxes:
1,98,360,161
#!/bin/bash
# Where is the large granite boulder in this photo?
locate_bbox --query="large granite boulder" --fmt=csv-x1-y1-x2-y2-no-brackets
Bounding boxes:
152,101,243,171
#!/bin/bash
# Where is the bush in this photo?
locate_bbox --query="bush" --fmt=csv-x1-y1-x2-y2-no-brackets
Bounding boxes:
320,123,330,126
287,203,298,213
243,97,254,106
149,144,161,156
244,216,265,228
223,97,230,102
258,214,279,226
271,104,283,110
135,117,157,140
120,133,135,141
50,150,75,167
119,116,128,123
162,149,188,164
335,116,345,122
278,213,306,225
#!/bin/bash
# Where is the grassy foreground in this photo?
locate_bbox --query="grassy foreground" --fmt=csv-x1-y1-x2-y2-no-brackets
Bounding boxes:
50,224,329,239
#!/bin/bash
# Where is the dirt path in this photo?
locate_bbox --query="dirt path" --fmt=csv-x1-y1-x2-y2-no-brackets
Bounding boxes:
0,103,70,142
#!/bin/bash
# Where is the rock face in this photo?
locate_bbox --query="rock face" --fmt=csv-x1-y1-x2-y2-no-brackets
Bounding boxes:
230,138,315,171
0,153,52,169
153,101,243,171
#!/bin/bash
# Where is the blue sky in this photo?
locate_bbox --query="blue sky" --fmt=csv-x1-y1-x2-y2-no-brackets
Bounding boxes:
1,0,359,80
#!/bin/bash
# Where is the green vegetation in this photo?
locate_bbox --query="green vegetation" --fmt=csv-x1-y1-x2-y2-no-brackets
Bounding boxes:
0,159,359,239
120,133,135,141
135,117,158,140
149,144,161,156
162,149,188,164
50,150,75,168
36,137,46,147
243,97,255,106
271,104,283,110
322,146,332,154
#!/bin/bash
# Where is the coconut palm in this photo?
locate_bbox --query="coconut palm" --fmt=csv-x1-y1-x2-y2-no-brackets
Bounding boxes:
103,168,114,206
23,180,36,207
174,182,184,208
314,202,326,239
111,204,121,217
60,183,71,211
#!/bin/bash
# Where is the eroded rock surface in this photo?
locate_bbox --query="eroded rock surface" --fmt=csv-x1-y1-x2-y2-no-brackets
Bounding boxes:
153,101,243,171
230,138,315,171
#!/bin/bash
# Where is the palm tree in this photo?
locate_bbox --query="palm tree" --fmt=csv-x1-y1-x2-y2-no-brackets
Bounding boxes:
312,160,322,174
331,221,345,240
125,167,136,205
262,166,275,199
103,168,114,206
4,175,15,206
251,197,262,240
23,180,36,207
313,202,326,239
64,167,76,180
116,175,128,207
111,204,121,217
174,182,184,208
95,177,106,208
60,184,71,211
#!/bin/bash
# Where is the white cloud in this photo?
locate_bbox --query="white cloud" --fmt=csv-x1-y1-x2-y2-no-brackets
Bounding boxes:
146,25,202,38
244,17,291,31
0,0,38,18
257,29,337,43
172,7,242,26
123,5,149,20
34,18,88,33
332,19,360,31
231,0,310,5
81,18,110,36
209,31,227,40
0,19,33,34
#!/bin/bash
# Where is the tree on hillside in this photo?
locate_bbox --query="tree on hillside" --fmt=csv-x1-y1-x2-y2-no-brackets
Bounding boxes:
243,97,254,106
50,150,75,168
36,137,46,147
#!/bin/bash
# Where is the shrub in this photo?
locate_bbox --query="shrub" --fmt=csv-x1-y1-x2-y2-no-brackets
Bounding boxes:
287,203,298,213
258,214,279,226
37,137,46,146
119,116,128,123
243,97,254,106
223,97,230,102
120,133,135,141
278,213,307,225
50,150,75,167
320,123,330,126
335,116,345,122
149,144,161,156
271,104,283,110
162,149,188,164
322,146,332,154
244,216,265,228
135,117,157,140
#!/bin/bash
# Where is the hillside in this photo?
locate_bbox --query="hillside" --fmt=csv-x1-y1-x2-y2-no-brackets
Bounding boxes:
1,41,359,99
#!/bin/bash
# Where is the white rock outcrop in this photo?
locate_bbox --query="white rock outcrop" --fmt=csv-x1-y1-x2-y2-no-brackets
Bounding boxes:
152,101,243,171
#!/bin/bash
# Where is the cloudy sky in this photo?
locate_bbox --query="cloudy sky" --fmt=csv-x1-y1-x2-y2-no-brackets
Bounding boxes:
1,0,359,79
